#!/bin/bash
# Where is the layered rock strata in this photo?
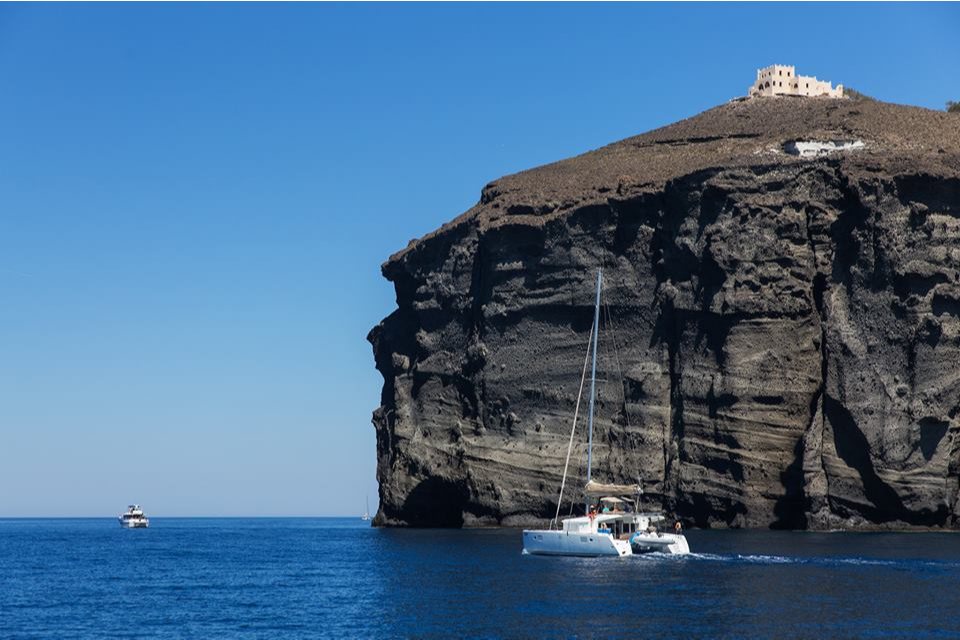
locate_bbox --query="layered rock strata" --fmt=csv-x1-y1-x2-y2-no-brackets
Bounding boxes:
369,97,960,529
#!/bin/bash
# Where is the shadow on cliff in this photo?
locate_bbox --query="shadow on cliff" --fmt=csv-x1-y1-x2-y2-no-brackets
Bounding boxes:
826,395,948,526
399,477,469,527
772,435,808,529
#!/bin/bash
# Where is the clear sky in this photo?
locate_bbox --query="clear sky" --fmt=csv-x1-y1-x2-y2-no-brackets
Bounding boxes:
1,3,957,517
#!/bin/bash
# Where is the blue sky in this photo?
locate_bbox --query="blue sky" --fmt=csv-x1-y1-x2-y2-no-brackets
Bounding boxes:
1,3,957,516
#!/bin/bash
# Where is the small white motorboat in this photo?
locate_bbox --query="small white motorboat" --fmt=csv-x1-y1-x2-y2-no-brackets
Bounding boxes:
630,524,690,554
118,504,150,528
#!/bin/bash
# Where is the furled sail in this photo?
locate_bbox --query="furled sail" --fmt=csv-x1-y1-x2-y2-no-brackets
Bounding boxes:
583,480,641,498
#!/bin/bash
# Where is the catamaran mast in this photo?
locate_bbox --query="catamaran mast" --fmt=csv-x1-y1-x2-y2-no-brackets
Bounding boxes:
585,268,602,511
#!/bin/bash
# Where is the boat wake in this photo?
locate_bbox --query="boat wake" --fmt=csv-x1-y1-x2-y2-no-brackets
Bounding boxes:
633,551,960,570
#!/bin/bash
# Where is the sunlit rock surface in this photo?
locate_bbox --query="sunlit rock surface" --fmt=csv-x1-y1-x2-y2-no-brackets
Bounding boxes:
369,97,960,529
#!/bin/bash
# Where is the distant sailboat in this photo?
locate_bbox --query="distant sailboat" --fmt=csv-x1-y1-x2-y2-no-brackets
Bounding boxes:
361,496,371,521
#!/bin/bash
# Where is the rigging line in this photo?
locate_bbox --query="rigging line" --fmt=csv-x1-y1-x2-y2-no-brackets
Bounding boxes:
599,281,626,481
597,286,615,480
602,278,645,496
603,285,634,433
552,325,595,528
569,446,586,517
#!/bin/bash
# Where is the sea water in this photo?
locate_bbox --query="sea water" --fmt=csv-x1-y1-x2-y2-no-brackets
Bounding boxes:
1,518,958,638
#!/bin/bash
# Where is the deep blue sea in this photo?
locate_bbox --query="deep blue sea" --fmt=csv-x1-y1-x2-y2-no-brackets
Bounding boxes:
1,518,959,639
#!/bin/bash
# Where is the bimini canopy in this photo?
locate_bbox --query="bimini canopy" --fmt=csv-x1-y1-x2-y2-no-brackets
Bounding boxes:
599,496,629,504
584,480,641,498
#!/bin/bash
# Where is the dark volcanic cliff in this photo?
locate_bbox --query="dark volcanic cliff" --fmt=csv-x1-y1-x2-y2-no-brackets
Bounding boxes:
369,97,960,529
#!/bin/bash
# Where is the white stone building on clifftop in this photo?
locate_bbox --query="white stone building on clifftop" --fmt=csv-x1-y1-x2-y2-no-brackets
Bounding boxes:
748,65,843,99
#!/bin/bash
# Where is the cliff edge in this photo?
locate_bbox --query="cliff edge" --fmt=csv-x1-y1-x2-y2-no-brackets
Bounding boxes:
369,97,960,529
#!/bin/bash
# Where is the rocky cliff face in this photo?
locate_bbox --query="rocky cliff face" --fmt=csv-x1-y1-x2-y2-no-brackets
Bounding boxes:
369,97,960,529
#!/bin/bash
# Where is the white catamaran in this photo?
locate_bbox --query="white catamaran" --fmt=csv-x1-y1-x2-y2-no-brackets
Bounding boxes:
522,269,690,557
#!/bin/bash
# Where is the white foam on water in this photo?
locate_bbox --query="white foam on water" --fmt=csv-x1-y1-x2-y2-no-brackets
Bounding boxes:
649,552,960,569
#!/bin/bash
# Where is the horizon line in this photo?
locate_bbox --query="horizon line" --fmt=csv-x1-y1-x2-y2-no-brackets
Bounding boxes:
0,515,368,520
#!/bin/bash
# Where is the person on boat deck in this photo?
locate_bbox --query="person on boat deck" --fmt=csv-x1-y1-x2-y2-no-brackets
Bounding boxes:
601,503,611,513
675,521,683,533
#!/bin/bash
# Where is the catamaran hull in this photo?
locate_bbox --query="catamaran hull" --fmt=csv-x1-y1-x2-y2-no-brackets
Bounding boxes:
522,530,632,557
